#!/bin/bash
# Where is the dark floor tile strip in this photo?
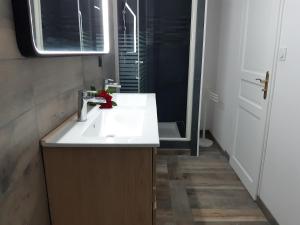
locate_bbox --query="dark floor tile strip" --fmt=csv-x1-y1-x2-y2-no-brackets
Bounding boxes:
159,149,191,156
167,156,183,180
169,181,194,225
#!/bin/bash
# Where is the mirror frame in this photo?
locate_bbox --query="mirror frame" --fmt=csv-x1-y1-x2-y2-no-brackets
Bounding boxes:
12,0,110,57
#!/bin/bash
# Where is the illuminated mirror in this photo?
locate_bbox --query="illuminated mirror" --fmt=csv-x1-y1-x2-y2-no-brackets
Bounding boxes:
12,0,110,56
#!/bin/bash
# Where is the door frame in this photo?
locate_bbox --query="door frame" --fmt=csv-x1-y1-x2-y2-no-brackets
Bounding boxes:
196,0,208,156
184,0,201,142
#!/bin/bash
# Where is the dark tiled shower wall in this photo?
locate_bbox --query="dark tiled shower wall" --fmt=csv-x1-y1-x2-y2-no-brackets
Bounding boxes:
150,0,191,129
0,0,115,224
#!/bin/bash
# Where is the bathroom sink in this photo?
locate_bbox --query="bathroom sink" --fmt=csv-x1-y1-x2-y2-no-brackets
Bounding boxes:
41,93,159,147
83,108,145,138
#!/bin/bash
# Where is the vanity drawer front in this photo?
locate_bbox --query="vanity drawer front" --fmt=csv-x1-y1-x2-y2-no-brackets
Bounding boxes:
43,147,154,225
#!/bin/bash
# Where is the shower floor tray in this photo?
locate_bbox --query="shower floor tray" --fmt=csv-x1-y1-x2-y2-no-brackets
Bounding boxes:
158,122,181,139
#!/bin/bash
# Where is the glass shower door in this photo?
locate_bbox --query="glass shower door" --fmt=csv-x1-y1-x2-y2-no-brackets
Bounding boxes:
117,0,192,140
117,0,141,93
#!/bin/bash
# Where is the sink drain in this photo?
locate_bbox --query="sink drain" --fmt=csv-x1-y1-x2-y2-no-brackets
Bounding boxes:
106,134,115,138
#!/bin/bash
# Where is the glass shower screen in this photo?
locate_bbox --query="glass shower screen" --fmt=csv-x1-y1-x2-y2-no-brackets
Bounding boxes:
117,0,192,140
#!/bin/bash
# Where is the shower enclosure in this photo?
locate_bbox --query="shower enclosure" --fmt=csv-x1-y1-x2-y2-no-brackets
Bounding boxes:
116,0,196,141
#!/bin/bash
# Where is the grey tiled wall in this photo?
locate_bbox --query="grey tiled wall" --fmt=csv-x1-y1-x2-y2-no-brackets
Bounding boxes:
0,0,114,224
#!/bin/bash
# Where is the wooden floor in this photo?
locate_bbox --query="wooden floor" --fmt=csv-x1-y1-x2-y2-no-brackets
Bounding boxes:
156,146,270,225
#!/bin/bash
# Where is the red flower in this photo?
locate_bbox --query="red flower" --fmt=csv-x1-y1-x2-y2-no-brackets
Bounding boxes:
100,101,113,109
97,90,114,109
98,90,112,101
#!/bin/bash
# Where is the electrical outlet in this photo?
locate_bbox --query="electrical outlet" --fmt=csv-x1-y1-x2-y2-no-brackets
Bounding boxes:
279,47,288,61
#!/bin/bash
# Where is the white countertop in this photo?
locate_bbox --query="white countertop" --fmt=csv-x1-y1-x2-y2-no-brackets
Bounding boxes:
41,93,160,148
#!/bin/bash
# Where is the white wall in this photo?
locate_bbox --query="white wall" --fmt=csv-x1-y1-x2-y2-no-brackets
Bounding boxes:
200,0,220,130
202,0,245,154
259,0,300,224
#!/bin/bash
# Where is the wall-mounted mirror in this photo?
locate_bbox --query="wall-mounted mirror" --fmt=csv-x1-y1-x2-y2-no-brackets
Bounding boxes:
12,0,110,56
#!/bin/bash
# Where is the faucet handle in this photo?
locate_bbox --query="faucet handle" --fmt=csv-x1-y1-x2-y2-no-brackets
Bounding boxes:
89,97,106,104
104,79,114,85
78,90,97,98
86,90,97,96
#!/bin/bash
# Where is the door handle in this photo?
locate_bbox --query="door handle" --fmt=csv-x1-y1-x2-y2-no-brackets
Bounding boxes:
256,71,270,100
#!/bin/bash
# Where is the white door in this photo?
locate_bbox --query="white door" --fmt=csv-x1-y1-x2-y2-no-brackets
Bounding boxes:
230,0,282,199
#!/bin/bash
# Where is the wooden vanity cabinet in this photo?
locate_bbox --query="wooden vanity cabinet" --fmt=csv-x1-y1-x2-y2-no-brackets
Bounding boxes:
42,147,157,225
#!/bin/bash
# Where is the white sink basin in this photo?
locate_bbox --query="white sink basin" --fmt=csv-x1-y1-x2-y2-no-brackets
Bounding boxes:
83,108,145,138
41,93,159,147
113,94,148,107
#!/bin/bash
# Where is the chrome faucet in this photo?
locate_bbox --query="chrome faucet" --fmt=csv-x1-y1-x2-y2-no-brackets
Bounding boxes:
104,79,122,91
78,90,106,122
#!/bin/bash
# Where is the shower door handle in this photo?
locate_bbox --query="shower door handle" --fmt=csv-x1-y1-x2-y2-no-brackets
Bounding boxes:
135,61,143,80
